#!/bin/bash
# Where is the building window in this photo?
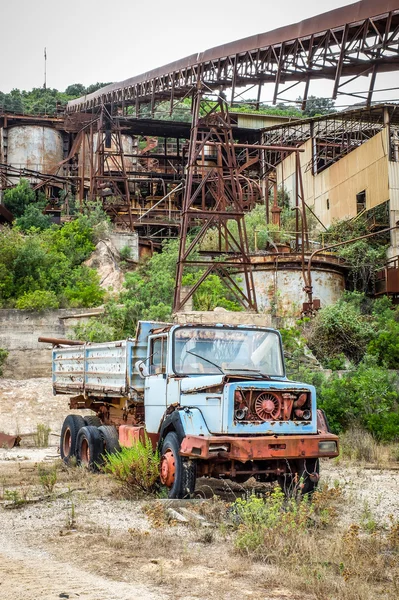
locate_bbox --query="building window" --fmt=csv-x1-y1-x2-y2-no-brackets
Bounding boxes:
356,190,366,214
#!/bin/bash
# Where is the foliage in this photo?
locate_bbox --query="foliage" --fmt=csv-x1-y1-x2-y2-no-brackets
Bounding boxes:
119,245,132,260
232,485,339,560
322,216,389,293
317,357,399,439
0,213,104,309
299,95,336,117
73,319,116,343
14,205,52,232
15,290,59,310
3,179,37,218
0,348,8,377
0,82,112,115
103,436,160,494
37,464,57,494
306,293,374,364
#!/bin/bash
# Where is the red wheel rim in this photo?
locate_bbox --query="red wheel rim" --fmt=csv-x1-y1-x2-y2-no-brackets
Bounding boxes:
160,449,176,487
81,438,90,464
63,428,71,456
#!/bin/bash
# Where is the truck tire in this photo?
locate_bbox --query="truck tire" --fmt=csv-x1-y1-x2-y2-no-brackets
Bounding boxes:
76,426,104,471
84,416,102,427
160,432,196,499
279,458,319,497
60,415,85,464
98,425,120,456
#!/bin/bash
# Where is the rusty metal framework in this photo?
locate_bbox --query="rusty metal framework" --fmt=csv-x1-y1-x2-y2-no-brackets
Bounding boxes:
262,104,399,174
173,90,308,312
174,91,259,312
67,1,399,114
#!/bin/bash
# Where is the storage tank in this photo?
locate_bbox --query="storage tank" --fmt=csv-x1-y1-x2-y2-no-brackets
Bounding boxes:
7,125,64,184
237,253,346,318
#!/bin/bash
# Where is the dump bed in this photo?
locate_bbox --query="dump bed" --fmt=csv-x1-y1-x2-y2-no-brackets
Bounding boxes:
52,321,169,398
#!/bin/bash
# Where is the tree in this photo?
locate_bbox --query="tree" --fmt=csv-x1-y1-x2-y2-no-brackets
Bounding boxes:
299,96,336,117
65,83,86,97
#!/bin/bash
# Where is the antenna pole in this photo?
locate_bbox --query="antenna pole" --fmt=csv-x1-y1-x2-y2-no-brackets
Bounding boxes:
44,47,47,90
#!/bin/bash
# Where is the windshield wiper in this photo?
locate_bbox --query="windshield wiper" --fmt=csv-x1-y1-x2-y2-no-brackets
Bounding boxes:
224,367,271,379
186,350,224,374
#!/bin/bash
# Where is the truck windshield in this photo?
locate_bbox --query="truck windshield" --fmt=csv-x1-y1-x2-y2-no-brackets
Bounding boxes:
173,327,284,377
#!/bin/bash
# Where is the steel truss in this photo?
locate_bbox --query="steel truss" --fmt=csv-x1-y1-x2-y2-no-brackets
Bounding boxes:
262,104,399,175
67,1,399,114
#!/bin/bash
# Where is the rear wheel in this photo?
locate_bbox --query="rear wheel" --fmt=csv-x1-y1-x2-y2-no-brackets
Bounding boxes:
98,425,120,456
84,415,102,427
76,426,103,471
160,432,196,499
60,415,85,463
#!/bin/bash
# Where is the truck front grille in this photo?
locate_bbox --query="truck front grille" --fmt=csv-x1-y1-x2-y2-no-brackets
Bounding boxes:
234,389,311,424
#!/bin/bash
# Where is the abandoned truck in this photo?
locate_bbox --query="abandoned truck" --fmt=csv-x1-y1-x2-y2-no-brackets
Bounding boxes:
50,320,339,498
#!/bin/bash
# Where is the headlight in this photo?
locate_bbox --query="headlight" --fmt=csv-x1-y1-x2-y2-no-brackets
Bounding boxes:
318,441,337,453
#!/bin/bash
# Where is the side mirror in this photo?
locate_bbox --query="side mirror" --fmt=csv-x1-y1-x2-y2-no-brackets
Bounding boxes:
135,360,149,378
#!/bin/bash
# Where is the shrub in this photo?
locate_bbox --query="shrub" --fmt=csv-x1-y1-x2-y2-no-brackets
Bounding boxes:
15,205,51,232
15,290,59,310
232,485,339,561
318,358,399,439
119,245,132,260
306,295,374,365
103,436,160,494
3,179,36,217
73,319,116,343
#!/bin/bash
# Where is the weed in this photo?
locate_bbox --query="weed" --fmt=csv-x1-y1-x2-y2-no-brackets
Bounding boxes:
65,487,76,529
103,436,160,495
34,423,51,448
4,489,26,508
37,464,57,494
360,500,378,533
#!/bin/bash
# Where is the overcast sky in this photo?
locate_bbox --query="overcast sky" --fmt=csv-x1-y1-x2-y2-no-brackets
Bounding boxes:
2,0,356,95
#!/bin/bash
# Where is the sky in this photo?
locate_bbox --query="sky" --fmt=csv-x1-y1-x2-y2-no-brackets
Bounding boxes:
1,0,357,92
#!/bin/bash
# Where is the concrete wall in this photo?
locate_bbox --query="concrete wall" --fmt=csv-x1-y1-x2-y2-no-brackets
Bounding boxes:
0,308,103,379
109,231,139,262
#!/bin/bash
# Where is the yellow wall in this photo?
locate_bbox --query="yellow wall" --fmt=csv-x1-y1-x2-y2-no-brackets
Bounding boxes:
275,129,390,228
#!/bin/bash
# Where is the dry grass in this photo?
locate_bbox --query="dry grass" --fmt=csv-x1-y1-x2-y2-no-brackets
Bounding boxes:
337,427,399,467
1,454,398,600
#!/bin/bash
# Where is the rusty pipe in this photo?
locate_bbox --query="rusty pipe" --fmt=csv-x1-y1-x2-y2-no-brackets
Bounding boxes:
38,337,84,346
305,225,399,310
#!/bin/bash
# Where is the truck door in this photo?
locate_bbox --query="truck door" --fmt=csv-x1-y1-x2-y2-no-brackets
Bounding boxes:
144,335,167,434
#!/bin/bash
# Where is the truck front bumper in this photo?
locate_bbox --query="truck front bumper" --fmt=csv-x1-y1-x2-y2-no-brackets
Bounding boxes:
179,432,339,462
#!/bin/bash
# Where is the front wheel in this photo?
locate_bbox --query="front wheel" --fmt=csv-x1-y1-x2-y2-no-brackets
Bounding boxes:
160,432,196,498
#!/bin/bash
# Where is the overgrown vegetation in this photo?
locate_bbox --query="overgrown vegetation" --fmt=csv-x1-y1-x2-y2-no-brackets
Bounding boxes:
74,237,242,341
282,292,399,442
0,184,108,310
103,437,160,495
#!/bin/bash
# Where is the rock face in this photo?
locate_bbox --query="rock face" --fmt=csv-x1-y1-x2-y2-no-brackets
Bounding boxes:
84,239,125,295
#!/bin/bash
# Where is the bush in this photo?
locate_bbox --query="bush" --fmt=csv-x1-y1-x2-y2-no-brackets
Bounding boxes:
306,294,374,365
119,245,132,260
318,358,399,439
103,436,160,494
15,205,51,232
232,485,339,561
0,348,8,376
15,290,59,310
3,179,36,217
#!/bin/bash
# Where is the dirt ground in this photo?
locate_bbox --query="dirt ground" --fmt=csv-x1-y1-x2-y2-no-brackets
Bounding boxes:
1,379,399,599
